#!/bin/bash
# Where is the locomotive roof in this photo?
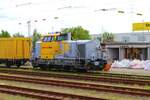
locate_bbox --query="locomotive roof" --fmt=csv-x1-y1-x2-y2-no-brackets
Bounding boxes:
42,34,60,36
42,32,67,37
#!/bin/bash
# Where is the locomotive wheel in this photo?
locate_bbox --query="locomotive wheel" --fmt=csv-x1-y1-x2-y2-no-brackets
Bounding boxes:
16,62,21,68
64,66,71,71
6,63,11,68
16,64,21,68
85,63,92,71
40,65,48,70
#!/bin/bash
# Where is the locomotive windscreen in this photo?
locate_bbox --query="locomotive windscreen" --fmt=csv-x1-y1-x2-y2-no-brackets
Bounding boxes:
42,36,55,42
42,34,68,42
56,34,68,41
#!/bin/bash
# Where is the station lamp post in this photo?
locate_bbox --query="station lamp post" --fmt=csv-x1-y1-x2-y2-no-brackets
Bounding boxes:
19,18,47,37
51,17,59,33
27,20,31,37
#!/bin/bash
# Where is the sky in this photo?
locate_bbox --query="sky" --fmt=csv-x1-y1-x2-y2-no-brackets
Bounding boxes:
0,0,150,36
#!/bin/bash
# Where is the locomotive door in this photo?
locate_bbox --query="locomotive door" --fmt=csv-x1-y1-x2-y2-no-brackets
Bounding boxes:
77,44,86,59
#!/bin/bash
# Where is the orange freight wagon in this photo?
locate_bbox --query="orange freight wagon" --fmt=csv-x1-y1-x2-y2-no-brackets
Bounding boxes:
0,38,31,67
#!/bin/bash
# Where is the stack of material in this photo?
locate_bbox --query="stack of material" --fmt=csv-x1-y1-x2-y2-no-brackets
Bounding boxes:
143,60,150,70
111,59,130,68
130,59,144,69
111,59,150,70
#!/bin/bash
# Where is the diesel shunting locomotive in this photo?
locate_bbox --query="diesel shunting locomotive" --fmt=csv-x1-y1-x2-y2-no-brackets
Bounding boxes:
32,33,106,71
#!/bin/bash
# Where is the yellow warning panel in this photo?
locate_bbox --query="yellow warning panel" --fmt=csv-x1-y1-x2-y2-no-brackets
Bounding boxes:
133,22,150,31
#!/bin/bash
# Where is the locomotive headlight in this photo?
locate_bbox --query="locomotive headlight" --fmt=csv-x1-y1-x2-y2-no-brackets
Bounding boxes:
94,62,99,66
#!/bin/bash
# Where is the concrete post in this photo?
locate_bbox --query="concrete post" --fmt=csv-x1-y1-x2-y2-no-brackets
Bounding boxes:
147,47,150,60
119,48,124,60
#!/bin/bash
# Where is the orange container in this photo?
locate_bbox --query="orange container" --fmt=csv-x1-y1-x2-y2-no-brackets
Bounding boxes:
0,38,31,59
104,64,111,71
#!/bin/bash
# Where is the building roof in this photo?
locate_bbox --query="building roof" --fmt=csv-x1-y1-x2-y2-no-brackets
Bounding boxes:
101,42,150,45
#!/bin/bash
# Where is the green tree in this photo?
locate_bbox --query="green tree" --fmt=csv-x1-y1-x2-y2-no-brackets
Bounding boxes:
13,32,24,37
61,26,91,40
32,29,41,49
102,32,114,43
0,30,11,38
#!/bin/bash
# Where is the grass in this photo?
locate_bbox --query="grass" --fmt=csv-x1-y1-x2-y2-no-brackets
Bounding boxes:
0,93,36,100
144,85,150,90
0,79,149,100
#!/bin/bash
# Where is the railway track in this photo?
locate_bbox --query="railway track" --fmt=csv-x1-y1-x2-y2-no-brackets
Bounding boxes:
0,84,104,100
1,67,150,80
0,68,149,85
0,74,149,97
0,67,149,80
88,72,150,80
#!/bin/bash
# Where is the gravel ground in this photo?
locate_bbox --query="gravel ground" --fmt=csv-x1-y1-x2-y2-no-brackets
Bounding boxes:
109,68,150,76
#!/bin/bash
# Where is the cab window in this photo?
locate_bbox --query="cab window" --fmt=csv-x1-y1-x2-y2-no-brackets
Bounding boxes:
42,36,54,42
42,36,48,42
47,36,52,42
56,34,68,41
51,36,55,41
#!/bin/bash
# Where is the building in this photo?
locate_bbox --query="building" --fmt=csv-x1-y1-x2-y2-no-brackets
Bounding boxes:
92,32,150,60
